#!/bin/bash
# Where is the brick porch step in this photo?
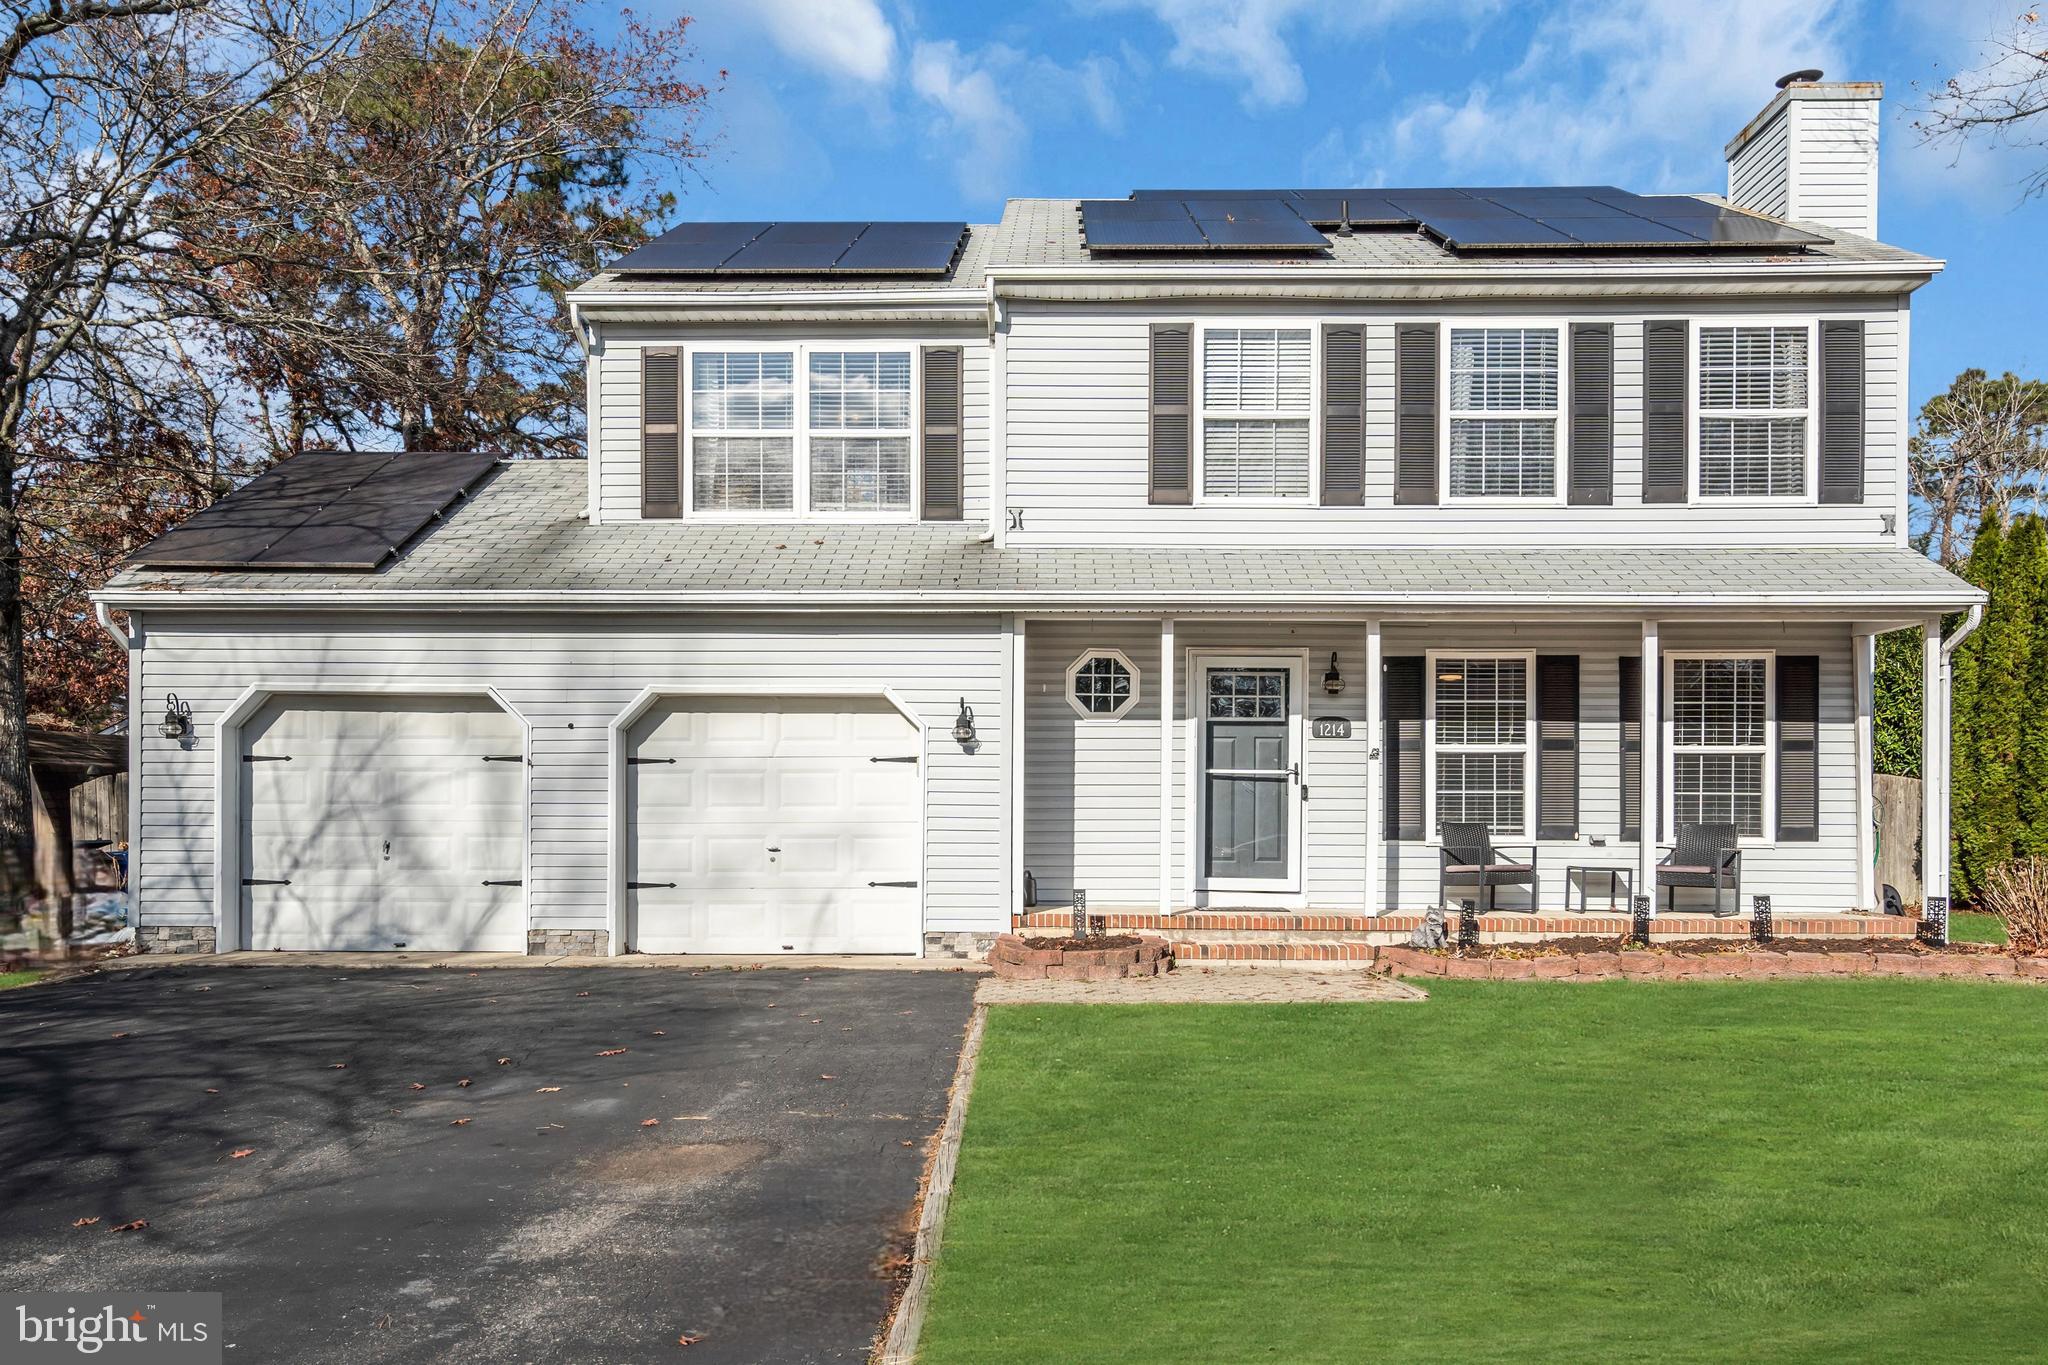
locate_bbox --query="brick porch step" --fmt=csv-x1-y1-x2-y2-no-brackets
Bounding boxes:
1017,908,1919,941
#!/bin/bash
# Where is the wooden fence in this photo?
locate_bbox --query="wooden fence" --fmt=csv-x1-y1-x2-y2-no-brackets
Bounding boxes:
1873,773,1922,909
70,772,126,845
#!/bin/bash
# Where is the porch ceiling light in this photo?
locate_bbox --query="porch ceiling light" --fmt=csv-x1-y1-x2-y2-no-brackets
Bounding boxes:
952,698,977,746
157,693,192,740
1323,652,1344,696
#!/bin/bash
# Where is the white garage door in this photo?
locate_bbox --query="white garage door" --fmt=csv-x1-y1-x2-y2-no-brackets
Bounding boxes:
240,695,526,952
628,696,923,954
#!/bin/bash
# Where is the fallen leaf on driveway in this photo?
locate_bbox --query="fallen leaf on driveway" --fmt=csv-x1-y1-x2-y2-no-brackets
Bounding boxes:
450,1118,472,1127
819,1074,837,1081
576,991,590,998
204,1088,220,1095
409,1083,426,1091
496,1058,511,1066
328,1063,348,1070
674,1115,710,1121
678,1333,703,1347
230,1148,255,1159
111,1032,129,1039
457,1078,472,1088
765,1003,777,1008
651,1030,666,1037
640,1118,660,1127
900,1140,914,1147
596,1048,627,1057
112,1220,147,1233
72,1217,99,1228
535,1086,561,1093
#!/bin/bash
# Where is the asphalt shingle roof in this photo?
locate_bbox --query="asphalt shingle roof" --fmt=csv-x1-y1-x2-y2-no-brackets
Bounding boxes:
100,461,1980,612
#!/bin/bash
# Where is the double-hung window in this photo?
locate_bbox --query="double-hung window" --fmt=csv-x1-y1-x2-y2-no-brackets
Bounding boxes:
1697,325,1809,498
688,347,915,515
1430,655,1531,835
1668,655,1771,838
1447,327,1560,498
1199,327,1312,499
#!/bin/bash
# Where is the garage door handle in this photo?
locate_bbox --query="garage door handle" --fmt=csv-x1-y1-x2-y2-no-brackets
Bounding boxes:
481,754,526,764
481,879,523,886
241,877,290,886
627,757,676,765
242,754,290,763
869,880,919,888
870,755,918,764
628,880,677,890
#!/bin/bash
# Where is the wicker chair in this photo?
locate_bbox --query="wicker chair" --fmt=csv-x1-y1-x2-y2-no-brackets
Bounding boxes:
1438,822,1538,913
1655,822,1743,916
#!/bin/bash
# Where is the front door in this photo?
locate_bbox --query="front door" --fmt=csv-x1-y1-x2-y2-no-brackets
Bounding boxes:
1200,660,1302,892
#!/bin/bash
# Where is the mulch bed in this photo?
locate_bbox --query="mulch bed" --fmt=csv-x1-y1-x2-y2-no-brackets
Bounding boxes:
1019,934,1141,951
987,933,1171,981
1446,936,1994,960
1378,940,2048,982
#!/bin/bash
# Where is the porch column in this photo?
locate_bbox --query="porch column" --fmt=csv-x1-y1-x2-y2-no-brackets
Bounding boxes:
1921,617,1946,908
1007,614,1028,923
1638,619,1661,903
1158,618,1175,915
1363,618,1383,914
1853,630,1876,911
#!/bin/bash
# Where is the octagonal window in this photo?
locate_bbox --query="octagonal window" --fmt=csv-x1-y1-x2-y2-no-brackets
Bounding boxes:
1067,649,1139,721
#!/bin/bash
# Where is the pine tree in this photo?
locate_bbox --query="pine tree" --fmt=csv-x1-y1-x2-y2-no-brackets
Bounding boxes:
1948,519,1999,898
2009,516,2048,858
1959,517,2038,897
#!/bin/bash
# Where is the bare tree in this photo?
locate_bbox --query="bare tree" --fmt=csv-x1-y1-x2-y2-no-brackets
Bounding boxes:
1910,368,2048,564
1916,7,2048,198
0,0,385,872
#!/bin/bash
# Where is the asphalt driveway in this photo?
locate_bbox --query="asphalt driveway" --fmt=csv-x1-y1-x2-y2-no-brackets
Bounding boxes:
0,963,978,1363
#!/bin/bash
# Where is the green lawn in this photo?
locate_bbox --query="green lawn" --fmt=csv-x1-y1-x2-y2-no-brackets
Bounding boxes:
0,968,41,990
1949,912,2009,945
920,981,2048,1364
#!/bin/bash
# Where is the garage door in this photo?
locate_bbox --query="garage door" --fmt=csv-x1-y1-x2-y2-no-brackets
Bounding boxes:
240,695,525,952
628,696,922,954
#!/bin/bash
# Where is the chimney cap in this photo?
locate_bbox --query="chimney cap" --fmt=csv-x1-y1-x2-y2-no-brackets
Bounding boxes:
1776,68,1824,88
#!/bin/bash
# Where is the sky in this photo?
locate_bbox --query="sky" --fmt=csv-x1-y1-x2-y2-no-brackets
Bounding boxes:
640,0,2046,412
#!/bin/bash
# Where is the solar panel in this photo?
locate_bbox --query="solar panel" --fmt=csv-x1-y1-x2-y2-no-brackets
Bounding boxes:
1193,212,1326,248
1119,186,1830,251
606,221,967,275
131,450,499,571
1079,200,1206,248
1079,197,1326,251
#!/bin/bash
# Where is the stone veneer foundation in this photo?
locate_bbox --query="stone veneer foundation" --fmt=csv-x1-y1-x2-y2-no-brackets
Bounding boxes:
527,929,610,956
923,931,996,961
138,926,217,955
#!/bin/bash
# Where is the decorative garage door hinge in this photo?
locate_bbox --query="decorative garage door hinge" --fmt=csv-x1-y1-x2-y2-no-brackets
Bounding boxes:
868,880,919,888
628,880,678,889
241,754,290,763
241,877,290,886
480,879,523,886
870,755,919,764
481,754,526,763
626,756,676,765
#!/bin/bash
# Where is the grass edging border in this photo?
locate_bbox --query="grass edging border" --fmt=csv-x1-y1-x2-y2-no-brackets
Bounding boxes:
874,1004,987,1365
1376,945,2048,982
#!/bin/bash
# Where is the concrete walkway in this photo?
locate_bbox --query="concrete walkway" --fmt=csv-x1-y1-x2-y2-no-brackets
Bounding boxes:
978,963,1426,1004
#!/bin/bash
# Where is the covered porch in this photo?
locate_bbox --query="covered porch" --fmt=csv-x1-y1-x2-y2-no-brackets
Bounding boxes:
1007,604,1972,947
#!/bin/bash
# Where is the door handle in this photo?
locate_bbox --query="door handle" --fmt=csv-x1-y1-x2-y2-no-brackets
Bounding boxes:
382,840,391,860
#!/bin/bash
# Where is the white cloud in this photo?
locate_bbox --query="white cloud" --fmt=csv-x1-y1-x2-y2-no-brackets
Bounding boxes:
909,41,1124,201
746,0,897,84
1318,0,1856,189
1088,0,1468,109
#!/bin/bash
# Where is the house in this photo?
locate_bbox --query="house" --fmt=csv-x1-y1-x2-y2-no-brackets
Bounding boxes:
94,75,1981,961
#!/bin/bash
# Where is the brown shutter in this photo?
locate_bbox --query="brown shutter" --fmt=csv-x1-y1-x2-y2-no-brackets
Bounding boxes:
1643,320,1687,503
1321,325,1364,505
1394,324,1438,505
1384,656,1425,840
640,347,681,519
921,345,963,520
1568,324,1613,505
1148,324,1192,504
1619,655,1642,842
1536,655,1580,841
1818,321,1865,505
1776,655,1820,842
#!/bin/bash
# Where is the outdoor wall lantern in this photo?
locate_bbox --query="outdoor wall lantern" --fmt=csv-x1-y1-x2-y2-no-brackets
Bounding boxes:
1322,652,1344,696
952,698,977,746
157,693,192,741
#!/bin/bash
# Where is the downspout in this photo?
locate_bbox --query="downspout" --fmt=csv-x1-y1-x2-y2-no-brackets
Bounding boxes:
980,281,1005,546
94,600,129,649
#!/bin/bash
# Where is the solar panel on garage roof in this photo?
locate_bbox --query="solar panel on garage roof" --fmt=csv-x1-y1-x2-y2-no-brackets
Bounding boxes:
605,221,967,275
1079,198,1325,251
130,450,500,571
1117,186,1829,251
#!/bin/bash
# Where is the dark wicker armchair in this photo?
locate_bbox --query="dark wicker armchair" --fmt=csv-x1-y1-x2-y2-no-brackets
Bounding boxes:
1438,822,1538,913
1655,822,1742,916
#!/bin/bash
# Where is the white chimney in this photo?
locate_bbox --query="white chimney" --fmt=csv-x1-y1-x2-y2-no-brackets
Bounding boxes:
1725,72,1882,239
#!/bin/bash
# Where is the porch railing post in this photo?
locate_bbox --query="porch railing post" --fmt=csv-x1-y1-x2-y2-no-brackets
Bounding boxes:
1159,617,1175,917
1853,631,1877,912
1639,620,1661,907
1364,617,1382,916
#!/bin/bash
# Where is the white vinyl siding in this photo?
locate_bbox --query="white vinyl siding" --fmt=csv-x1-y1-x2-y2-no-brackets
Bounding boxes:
1199,327,1312,500
130,611,1007,939
1698,325,1810,498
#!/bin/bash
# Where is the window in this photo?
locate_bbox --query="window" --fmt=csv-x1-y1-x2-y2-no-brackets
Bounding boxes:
1431,656,1530,835
807,351,913,513
688,347,914,515
1448,327,1559,498
1668,655,1770,838
1067,650,1139,720
1200,327,1311,499
1698,325,1809,497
